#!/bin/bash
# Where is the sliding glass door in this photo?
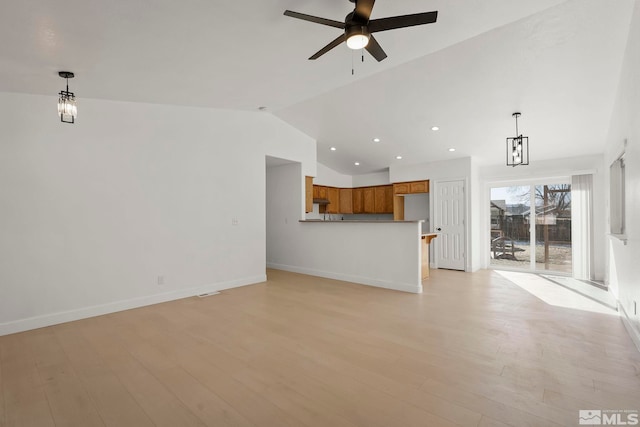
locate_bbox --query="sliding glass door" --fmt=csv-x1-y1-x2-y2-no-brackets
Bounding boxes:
489,182,572,273
490,186,531,270
534,184,572,272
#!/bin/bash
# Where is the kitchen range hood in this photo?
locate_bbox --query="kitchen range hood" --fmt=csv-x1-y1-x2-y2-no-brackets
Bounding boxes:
313,198,330,205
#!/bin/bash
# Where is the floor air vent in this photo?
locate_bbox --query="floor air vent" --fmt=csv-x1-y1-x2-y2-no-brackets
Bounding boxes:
197,291,220,298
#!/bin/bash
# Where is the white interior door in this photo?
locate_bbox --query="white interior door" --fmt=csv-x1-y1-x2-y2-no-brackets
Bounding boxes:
434,180,466,270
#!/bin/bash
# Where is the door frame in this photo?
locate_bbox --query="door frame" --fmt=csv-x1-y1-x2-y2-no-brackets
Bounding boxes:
432,177,470,272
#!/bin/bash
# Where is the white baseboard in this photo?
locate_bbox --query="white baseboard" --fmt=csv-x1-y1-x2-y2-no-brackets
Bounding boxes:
0,275,266,337
619,302,640,353
267,263,422,294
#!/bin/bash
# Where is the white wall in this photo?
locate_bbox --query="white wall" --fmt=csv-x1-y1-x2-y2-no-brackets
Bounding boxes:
470,158,482,271
0,92,315,335
389,157,471,184
314,162,352,187
352,171,390,187
267,163,422,293
604,0,640,348
479,154,606,279
390,157,474,271
403,194,429,233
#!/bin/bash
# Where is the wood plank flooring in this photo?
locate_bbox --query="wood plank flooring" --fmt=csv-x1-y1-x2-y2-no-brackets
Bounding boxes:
1,268,639,427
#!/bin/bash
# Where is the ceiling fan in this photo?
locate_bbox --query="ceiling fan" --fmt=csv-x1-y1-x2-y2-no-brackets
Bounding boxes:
283,0,438,62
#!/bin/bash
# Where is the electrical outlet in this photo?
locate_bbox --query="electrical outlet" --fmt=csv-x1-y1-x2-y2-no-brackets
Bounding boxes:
232,218,239,226
157,275,164,286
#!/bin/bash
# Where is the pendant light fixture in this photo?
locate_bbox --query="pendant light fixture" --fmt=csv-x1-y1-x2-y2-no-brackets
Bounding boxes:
506,112,529,167
57,71,77,124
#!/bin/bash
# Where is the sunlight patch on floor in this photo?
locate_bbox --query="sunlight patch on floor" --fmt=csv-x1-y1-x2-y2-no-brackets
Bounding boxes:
495,270,618,316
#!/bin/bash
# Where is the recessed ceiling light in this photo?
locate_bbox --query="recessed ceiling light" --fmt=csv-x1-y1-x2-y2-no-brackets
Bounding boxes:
330,147,337,151
396,156,403,160
449,148,456,152
372,138,381,142
354,162,360,166
431,126,439,131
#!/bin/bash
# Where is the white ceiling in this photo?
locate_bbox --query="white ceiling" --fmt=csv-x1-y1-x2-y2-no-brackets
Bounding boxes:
0,0,634,174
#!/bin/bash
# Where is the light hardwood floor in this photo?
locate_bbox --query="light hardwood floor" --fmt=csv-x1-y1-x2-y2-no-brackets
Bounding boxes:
1,269,639,427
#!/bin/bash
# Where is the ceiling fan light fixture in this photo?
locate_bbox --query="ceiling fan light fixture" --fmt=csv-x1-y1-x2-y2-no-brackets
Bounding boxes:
347,33,369,49
284,4,437,62
346,25,369,50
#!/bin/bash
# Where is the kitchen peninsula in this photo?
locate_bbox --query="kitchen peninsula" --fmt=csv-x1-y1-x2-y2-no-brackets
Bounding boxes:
296,219,438,291
267,171,435,294
268,165,435,294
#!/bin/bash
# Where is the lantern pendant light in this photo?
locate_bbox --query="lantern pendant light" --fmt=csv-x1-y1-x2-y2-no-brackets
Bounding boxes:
506,112,529,167
57,71,77,124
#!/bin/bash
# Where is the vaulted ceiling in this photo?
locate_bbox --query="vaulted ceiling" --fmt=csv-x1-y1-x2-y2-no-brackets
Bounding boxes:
0,0,634,174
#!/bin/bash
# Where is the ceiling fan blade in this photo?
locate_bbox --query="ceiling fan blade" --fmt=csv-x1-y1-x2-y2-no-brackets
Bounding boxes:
284,10,345,29
368,11,438,33
309,34,347,60
354,0,376,22
365,35,387,62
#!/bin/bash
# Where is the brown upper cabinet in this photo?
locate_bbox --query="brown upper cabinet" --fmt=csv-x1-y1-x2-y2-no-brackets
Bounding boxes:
305,176,313,213
410,181,429,193
374,186,394,214
352,188,364,213
392,180,429,221
339,188,353,214
363,187,375,213
310,183,397,215
384,186,394,213
326,187,340,214
313,185,327,200
393,195,405,221
393,182,411,195
393,180,429,195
